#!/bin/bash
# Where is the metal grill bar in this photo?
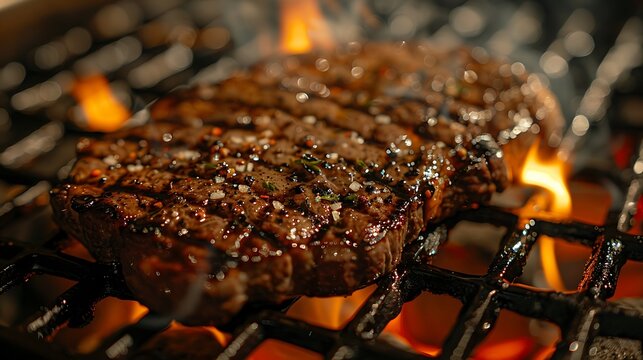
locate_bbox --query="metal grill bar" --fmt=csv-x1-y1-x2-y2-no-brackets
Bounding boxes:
95,313,171,360
0,326,68,360
22,204,628,359
214,205,642,359
0,1,641,359
1,204,640,359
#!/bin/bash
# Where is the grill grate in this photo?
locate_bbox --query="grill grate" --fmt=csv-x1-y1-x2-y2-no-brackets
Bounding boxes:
0,0,642,359
1,204,642,359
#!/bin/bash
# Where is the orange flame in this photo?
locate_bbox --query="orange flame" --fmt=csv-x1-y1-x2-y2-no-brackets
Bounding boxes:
384,312,441,356
474,338,534,360
72,75,130,132
166,322,229,348
247,288,373,360
203,326,229,347
286,286,375,329
73,301,148,353
279,0,333,54
520,141,572,291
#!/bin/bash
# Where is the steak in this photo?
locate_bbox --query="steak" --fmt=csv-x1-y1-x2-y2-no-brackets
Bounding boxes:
50,42,563,325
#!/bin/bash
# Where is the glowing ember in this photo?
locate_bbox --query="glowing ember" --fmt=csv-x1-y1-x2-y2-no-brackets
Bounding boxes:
249,339,321,360
73,301,148,353
520,141,572,291
384,312,440,356
474,338,534,360
204,326,229,347
72,75,130,132
279,0,333,54
287,286,374,329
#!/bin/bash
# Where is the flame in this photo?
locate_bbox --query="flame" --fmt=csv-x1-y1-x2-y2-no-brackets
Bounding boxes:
73,301,148,353
384,312,440,356
248,288,373,360
203,326,229,347
474,338,533,360
520,141,572,291
279,0,333,54
72,75,130,132
250,339,322,360
287,286,374,329
167,322,228,348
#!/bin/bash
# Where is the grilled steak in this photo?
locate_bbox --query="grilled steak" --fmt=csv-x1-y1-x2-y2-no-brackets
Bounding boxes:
50,42,563,325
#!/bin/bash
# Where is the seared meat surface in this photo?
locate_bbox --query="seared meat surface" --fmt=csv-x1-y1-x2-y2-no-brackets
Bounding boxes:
50,42,562,325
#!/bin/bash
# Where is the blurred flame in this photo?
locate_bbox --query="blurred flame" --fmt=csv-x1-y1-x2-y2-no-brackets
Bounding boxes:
280,0,333,54
168,322,228,348
248,288,373,360
384,312,440,356
474,338,533,360
75,301,148,353
520,141,572,291
287,286,374,329
72,75,130,132
204,326,229,346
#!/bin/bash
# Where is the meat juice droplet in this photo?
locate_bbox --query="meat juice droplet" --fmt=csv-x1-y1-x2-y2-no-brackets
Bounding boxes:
295,92,309,103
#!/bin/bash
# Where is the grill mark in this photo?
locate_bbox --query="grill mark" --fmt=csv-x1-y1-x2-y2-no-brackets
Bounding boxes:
260,46,522,116
80,49,505,271
83,89,465,262
84,93,458,253
91,111,419,204
85,154,412,271
147,91,449,176
94,174,285,260
147,94,447,195
96,165,325,252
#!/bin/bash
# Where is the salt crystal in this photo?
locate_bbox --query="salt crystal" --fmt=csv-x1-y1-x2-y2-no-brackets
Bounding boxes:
374,114,391,124
272,200,284,210
332,210,341,222
330,202,342,211
210,190,225,200
214,176,225,184
238,185,250,193
303,115,317,124
349,181,362,192
103,155,118,166
176,150,200,160
127,164,143,172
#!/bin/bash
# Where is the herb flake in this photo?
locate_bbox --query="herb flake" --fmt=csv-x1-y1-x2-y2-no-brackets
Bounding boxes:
262,181,277,192
343,194,358,202
295,154,323,174
319,194,340,201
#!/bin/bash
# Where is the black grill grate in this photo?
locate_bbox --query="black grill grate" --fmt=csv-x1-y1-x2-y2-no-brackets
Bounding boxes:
0,0,642,359
1,204,642,359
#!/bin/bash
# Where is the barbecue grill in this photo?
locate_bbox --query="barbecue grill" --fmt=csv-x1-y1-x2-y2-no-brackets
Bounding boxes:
1,0,642,359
